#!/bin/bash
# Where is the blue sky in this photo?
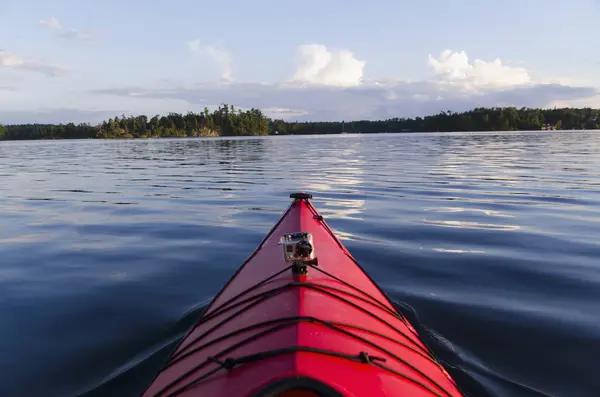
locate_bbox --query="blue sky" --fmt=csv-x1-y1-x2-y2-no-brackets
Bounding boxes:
1,0,599,123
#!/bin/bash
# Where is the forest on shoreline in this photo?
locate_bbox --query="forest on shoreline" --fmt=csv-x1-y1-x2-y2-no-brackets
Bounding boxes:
1,105,599,141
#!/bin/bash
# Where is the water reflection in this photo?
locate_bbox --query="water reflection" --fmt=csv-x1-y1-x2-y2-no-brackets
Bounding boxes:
432,248,486,254
0,233,54,244
424,206,515,218
320,197,366,221
1,132,600,397
421,219,521,231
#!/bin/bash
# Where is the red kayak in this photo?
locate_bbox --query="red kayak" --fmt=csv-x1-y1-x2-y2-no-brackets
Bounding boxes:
142,193,464,397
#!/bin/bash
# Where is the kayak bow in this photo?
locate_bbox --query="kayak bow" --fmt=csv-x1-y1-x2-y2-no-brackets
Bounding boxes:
142,193,464,397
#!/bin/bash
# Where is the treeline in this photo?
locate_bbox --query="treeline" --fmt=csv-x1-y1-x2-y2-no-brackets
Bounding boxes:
1,106,599,141
0,104,270,140
274,107,600,135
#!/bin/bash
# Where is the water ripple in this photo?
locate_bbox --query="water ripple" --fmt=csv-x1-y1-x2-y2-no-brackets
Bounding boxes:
0,132,599,397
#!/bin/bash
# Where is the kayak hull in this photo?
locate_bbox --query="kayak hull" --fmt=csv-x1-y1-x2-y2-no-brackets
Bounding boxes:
142,194,463,397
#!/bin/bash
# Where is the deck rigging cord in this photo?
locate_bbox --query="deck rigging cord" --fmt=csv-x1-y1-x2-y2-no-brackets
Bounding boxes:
147,260,456,397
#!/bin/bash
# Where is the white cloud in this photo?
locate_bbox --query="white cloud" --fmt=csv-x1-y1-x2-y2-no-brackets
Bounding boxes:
0,50,67,76
85,45,599,122
0,50,24,67
39,17,62,30
290,44,365,87
428,49,531,89
39,17,97,40
186,41,365,87
187,39,233,82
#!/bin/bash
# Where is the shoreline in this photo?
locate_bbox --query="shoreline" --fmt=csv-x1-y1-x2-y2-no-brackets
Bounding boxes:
1,129,595,144
1,105,598,141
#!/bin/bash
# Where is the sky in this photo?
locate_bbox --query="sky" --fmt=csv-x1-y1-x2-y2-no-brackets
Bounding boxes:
1,0,599,124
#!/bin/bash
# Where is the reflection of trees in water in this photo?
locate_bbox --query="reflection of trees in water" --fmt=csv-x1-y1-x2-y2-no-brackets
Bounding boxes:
206,139,269,178
211,138,267,163
109,137,268,170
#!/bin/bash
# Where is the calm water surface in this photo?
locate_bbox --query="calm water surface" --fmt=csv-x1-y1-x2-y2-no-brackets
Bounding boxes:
1,132,599,397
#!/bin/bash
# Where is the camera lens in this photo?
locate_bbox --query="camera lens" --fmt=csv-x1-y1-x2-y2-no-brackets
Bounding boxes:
296,240,313,257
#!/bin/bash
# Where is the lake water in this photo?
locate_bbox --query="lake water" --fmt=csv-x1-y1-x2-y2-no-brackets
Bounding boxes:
1,132,599,397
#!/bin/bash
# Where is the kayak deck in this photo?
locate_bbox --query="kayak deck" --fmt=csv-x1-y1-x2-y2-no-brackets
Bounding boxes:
142,193,463,397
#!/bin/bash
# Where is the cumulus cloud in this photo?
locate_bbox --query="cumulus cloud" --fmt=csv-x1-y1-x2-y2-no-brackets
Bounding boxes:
0,50,67,76
187,39,233,82
290,44,365,87
428,49,531,89
91,46,599,121
39,17,97,40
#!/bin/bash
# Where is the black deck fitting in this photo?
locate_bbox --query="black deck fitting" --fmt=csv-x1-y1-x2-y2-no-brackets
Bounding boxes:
290,192,313,200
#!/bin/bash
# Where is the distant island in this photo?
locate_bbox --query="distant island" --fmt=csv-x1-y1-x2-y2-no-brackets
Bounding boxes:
1,105,599,141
